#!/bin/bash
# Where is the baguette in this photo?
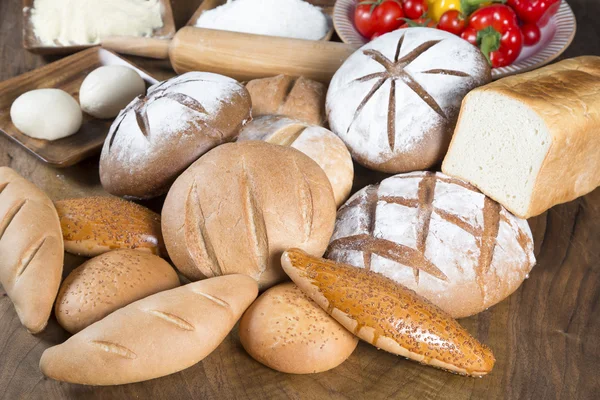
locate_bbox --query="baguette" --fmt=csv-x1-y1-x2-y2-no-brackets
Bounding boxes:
0,167,63,334
281,249,495,377
40,274,258,385
55,196,165,257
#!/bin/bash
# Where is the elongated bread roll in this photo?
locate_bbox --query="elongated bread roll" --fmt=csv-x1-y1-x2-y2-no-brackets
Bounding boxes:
281,249,495,377
40,274,258,385
0,167,63,334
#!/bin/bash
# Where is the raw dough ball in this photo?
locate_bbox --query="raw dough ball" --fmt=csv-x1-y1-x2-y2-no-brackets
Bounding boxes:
10,89,82,141
79,65,146,119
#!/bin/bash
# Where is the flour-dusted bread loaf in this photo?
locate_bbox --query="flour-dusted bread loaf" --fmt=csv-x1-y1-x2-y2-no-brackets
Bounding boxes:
442,56,600,219
55,250,180,334
40,274,258,385
239,282,358,374
325,172,535,318
162,141,336,290
238,115,354,207
245,75,326,125
55,196,165,257
327,28,491,173
0,167,63,333
100,72,252,199
281,249,495,377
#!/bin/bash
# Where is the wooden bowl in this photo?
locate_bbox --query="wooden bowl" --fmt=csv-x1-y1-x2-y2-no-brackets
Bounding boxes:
22,0,176,55
185,0,334,41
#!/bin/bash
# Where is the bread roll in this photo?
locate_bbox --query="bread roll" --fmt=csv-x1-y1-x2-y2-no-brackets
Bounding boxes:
245,75,326,125
281,249,495,377
0,167,63,333
326,171,535,318
40,274,258,385
326,28,491,173
100,72,252,199
239,282,358,374
162,141,336,290
55,196,165,257
442,56,600,218
238,115,354,207
55,250,180,334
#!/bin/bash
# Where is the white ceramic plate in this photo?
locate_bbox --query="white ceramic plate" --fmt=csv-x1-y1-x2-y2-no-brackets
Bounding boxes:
333,0,577,79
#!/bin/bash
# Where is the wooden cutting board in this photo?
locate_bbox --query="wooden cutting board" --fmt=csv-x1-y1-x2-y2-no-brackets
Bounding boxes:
0,0,598,399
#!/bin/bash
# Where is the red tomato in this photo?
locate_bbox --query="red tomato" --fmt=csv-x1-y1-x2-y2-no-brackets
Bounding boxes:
402,0,428,20
399,17,436,29
521,22,541,46
437,10,465,35
354,0,405,40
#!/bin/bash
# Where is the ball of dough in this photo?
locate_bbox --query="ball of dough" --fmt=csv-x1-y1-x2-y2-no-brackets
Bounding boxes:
79,66,146,119
10,89,82,141
239,282,358,374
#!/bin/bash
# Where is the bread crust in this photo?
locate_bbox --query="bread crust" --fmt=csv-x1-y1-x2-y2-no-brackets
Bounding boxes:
0,167,63,333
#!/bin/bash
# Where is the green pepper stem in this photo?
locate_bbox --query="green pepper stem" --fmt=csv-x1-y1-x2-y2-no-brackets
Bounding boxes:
478,27,502,66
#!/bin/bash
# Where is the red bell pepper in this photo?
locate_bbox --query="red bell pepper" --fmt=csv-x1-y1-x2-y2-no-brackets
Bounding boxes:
506,0,561,28
461,5,524,68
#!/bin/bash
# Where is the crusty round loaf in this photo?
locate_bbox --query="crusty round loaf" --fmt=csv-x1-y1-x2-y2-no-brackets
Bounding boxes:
326,28,491,173
162,141,336,290
100,71,252,199
55,250,180,334
238,115,354,207
55,196,165,257
239,282,358,374
245,75,326,125
325,171,536,318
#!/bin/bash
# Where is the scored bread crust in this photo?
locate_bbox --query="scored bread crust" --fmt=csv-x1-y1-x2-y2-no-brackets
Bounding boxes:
40,274,258,385
443,56,600,218
281,249,495,377
0,167,63,333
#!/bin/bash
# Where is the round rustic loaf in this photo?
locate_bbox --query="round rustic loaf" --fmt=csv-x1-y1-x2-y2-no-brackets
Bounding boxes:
238,115,354,207
239,282,358,374
100,72,252,199
325,171,536,318
55,250,180,334
326,28,491,173
162,141,336,290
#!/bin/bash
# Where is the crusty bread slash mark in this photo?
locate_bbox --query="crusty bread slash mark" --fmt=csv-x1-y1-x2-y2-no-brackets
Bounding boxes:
278,76,299,113
146,310,195,331
192,290,232,311
0,181,9,195
293,159,315,242
269,125,308,147
0,199,27,242
90,341,137,359
16,237,46,279
414,172,437,284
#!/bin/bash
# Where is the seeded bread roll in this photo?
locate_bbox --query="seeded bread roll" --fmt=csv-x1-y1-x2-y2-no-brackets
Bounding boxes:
239,282,358,374
281,249,495,377
55,250,180,334
55,196,165,257
238,115,354,207
245,75,326,125
162,141,336,290
40,275,259,385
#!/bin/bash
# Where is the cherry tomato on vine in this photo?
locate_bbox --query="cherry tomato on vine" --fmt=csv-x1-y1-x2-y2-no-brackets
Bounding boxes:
437,10,466,35
399,17,437,29
354,0,405,40
521,22,541,46
402,0,428,20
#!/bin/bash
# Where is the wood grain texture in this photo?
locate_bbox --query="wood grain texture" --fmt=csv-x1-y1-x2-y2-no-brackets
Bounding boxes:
0,0,598,399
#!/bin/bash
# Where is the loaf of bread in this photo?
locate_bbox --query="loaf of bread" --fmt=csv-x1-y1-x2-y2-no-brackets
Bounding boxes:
162,141,336,289
100,72,252,199
245,75,326,125
327,28,491,173
55,196,165,257
0,167,63,333
238,115,354,207
55,250,180,333
442,56,600,218
281,249,495,377
326,171,535,318
40,274,258,385
239,282,358,374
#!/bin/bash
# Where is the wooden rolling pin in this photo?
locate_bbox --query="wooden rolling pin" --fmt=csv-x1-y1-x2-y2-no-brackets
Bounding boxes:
102,27,358,83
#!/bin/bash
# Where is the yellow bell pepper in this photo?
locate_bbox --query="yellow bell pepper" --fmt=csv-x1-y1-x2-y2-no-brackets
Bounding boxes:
429,0,461,22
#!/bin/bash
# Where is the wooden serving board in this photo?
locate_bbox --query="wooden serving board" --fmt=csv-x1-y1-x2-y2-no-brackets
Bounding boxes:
0,48,158,167
0,0,598,399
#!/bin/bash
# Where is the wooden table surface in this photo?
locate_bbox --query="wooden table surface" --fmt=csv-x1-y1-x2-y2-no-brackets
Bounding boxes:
0,1,598,399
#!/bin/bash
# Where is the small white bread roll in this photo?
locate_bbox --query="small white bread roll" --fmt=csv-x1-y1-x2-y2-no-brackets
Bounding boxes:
79,66,146,119
10,89,82,141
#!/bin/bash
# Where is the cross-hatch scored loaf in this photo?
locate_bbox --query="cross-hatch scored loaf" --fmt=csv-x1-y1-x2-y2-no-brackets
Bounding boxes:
0,167,63,333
